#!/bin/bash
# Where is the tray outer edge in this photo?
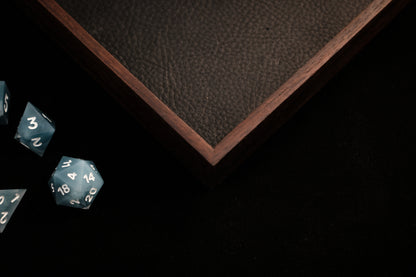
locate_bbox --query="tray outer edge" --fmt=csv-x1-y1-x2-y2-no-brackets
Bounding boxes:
18,0,410,185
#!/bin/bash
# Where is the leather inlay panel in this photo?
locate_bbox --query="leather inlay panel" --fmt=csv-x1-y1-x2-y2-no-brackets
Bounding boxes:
55,0,373,146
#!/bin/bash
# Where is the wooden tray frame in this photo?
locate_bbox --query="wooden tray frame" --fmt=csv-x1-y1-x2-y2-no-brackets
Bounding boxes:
19,0,410,185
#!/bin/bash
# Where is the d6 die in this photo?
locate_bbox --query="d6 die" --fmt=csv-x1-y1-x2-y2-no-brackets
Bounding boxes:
15,102,55,157
0,189,26,233
0,81,11,125
49,156,104,209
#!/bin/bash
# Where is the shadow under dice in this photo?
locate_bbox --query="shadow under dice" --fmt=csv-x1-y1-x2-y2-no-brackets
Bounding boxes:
15,102,55,156
49,156,104,209
0,81,10,125
0,189,26,233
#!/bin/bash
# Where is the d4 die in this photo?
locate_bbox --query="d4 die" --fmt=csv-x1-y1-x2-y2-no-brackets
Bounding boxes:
15,102,56,157
49,156,104,209
0,189,26,233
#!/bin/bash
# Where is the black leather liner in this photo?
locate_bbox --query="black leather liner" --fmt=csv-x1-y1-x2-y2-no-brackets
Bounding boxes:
56,0,373,146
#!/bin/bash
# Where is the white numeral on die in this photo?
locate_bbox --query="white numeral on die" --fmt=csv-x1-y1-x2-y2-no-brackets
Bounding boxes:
67,172,77,180
62,160,72,168
57,184,70,195
31,137,42,147
83,173,95,183
0,212,8,224
27,117,38,129
70,200,80,205
11,193,20,203
85,188,98,203
4,94,9,113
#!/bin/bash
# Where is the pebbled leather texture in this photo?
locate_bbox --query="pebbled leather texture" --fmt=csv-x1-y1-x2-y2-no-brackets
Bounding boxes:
56,0,372,146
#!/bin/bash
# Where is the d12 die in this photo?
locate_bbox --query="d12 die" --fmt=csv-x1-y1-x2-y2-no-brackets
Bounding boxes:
15,102,56,157
48,156,104,209
0,81,11,125
0,189,26,233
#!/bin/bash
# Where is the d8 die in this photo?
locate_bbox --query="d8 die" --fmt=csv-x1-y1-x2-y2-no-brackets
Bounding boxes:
15,102,55,157
0,81,11,125
48,156,104,209
0,189,26,233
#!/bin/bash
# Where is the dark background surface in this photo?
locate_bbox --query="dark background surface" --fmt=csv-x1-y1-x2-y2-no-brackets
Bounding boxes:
0,1,416,275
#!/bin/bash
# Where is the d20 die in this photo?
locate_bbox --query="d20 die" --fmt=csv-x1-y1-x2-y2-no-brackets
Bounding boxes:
0,189,26,233
48,156,104,209
15,102,55,157
0,81,11,125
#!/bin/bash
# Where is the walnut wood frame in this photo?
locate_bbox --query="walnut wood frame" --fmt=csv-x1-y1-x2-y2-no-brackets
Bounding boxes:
19,0,410,185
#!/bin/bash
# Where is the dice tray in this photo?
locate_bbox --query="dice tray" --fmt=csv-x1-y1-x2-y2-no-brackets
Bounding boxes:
19,0,409,185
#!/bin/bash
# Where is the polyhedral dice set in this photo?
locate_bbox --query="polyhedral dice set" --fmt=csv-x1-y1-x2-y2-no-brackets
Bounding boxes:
0,81,104,233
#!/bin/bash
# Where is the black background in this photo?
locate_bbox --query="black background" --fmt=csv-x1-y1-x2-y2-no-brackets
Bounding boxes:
1,1,416,276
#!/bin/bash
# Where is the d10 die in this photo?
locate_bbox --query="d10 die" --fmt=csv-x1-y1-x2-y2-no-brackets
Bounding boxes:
49,156,104,209
15,102,55,157
0,81,11,125
0,189,26,233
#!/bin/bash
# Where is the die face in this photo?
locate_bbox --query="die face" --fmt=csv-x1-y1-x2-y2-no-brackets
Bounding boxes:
15,102,55,156
49,156,104,209
0,81,10,125
0,189,26,233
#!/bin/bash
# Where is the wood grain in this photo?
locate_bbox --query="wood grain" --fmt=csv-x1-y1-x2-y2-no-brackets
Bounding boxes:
18,0,410,185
